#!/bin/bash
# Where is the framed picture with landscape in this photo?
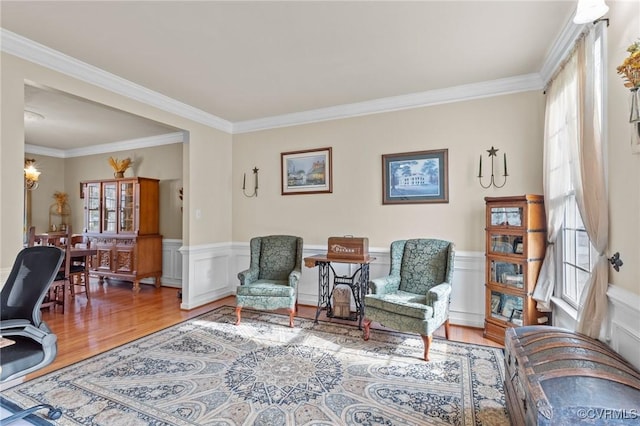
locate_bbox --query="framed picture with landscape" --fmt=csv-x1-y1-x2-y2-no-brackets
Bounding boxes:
382,149,448,204
281,147,332,195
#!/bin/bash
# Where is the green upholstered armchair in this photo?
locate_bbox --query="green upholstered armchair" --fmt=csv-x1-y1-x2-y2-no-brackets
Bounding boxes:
363,238,455,361
236,235,303,327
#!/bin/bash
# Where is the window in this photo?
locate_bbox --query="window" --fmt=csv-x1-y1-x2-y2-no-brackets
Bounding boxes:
560,194,597,309
555,26,605,311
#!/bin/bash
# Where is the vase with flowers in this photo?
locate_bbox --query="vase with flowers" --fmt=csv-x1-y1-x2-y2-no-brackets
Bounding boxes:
108,156,132,178
617,39,640,123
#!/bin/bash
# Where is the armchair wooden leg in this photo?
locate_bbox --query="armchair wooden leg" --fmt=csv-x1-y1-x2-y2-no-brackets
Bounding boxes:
444,319,450,340
288,309,295,328
235,306,242,325
421,335,433,361
363,319,372,341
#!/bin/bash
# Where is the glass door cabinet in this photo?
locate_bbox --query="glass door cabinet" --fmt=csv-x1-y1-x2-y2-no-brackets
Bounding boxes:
484,195,549,344
81,177,161,292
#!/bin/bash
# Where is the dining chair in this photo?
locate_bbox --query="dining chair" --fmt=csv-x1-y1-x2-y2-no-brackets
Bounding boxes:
39,228,72,313
69,234,91,300
27,227,62,311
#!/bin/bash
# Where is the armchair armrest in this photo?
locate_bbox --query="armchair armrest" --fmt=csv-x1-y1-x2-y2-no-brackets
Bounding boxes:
427,282,452,305
369,275,401,295
238,268,259,285
288,269,301,287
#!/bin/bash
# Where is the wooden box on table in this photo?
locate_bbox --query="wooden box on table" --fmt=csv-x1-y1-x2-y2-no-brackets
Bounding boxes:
327,236,369,262
504,325,640,425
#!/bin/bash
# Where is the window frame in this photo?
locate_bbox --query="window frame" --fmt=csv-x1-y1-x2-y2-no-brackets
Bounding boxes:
557,193,597,310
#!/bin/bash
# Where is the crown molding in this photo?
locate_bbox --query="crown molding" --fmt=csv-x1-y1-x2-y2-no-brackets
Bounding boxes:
24,144,66,158
1,28,233,134
25,131,185,158
4,14,574,136
539,13,585,86
232,73,544,133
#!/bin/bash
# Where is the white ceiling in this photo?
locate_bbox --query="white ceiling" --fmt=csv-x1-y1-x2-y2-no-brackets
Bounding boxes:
1,1,578,152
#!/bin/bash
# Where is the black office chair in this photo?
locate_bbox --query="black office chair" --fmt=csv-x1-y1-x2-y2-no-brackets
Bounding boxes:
1,246,65,423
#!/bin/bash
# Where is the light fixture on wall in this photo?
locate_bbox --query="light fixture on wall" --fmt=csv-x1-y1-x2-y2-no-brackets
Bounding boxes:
242,167,259,197
573,0,609,24
24,158,41,190
478,146,508,189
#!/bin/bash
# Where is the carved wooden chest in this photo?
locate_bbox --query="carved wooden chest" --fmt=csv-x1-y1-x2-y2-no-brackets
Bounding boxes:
327,236,369,262
504,326,640,425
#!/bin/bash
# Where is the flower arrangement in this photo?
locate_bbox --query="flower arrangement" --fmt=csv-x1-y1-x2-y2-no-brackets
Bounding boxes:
108,156,132,177
617,39,640,89
53,191,68,213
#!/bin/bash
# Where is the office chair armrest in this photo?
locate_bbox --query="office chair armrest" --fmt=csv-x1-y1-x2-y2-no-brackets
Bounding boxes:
369,276,400,295
1,321,57,346
426,282,452,305
237,267,259,285
0,319,32,331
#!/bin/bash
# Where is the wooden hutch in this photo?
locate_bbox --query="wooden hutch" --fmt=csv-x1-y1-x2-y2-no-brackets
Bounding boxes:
82,177,162,292
484,195,549,344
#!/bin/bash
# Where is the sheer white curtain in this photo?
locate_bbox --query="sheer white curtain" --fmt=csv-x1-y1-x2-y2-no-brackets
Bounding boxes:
532,51,578,311
533,23,608,337
574,24,608,338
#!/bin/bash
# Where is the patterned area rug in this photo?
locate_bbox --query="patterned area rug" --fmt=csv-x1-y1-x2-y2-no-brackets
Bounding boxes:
1,306,509,425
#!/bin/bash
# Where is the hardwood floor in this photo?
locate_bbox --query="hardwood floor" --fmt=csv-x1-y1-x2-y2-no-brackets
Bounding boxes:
23,278,502,383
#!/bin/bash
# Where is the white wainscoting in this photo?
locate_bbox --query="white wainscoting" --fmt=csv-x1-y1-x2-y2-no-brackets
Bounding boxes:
161,239,183,287
180,242,487,328
606,285,640,370
139,239,183,287
178,242,235,310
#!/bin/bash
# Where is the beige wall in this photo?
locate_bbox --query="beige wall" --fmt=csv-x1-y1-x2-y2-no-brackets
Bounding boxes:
0,53,232,272
3,3,639,302
607,1,640,295
26,144,183,238
233,91,545,250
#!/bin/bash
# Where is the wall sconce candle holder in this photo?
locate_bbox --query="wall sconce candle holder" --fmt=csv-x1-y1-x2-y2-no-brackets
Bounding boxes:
478,146,508,189
242,167,259,197
24,158,41,190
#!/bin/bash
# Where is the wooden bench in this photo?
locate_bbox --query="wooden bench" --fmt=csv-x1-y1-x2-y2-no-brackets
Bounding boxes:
504,326,640,425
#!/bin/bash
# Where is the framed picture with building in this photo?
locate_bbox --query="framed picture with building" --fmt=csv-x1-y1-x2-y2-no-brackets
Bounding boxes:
281,147,332,195
382,149,449,204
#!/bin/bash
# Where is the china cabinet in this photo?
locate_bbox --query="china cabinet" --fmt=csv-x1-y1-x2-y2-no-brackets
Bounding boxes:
82,177,162,292
484,195,549,345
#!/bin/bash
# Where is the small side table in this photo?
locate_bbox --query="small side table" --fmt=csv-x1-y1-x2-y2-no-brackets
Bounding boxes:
304,254,376,329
